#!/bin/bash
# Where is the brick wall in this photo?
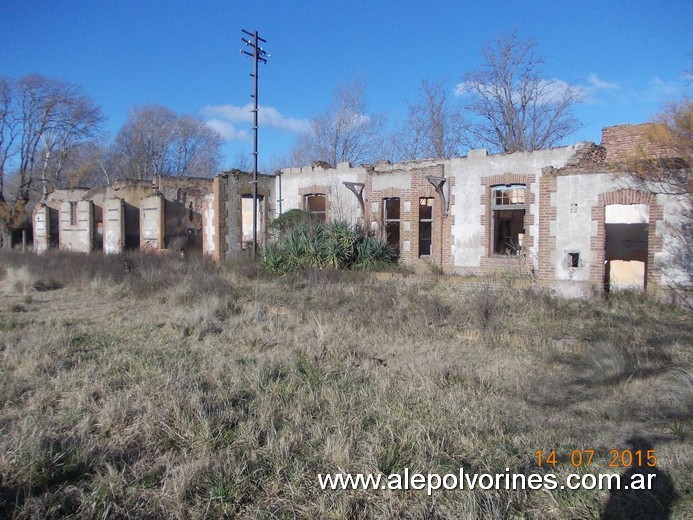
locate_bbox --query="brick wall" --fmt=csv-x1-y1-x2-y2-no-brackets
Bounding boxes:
365,165,455,270
536,175,557,284
480,173,536,275
601,123,673,163
589,189,663,291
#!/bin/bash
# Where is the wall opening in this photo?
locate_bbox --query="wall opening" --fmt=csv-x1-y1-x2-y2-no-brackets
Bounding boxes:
124,203,140,250
419,197,434,257
241,194,265,251
69,202,78,227
304,193,327,221
93,204,103,251
383,197,400,257
165,199,202,252
568,252,580,268
604,204,649,292
491,185,525,255
49,207,60,248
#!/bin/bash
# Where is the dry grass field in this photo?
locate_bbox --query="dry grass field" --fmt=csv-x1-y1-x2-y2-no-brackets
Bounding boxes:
0,250,691,519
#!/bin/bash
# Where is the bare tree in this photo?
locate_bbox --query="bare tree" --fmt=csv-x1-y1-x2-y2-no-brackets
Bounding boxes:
458,33,582,153
169,114,222,177
112,105,222,180
291,78,386,168
229,150,252,172
0,75,103,248
112,105,177,180
391,79,468,160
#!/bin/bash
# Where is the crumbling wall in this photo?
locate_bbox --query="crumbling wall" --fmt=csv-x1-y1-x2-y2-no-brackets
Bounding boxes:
217,171,275,258
32,204,50,254
601,123,673,163
59,199,93,253
156,176,213,251
140,195,165,250
103,198,124,254
280,162,365,225
364,160,452,269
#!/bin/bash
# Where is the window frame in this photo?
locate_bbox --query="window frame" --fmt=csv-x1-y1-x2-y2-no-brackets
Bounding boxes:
304,193,327,222
418,196,434,257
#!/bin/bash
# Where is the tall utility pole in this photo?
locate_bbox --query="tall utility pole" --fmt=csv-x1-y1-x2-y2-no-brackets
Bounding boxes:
241,29,269,257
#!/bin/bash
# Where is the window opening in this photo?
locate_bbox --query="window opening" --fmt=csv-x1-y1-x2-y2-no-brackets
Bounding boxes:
568,252,580,268
419,197,434,257
305,193,327,221
69,202,77,227
383,198,400,256
491,185,525,255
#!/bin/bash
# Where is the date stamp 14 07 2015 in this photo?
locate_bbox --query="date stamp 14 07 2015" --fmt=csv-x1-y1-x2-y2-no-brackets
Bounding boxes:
535,449,657,469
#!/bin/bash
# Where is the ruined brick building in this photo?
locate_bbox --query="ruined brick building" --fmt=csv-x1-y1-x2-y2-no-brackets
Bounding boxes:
33,123,691,299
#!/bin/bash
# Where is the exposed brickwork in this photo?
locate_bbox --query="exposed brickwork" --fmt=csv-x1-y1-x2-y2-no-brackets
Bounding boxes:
589,189,662,291
216,172,274,258
553,143,609,175
601,123,673,163
480,173,536,274
364,165,455,269
536,175,558,284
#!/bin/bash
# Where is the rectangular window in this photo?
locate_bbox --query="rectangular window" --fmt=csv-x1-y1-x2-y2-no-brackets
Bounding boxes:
383,198,400,256
305,194,327,222
419,197,434,257
492,185,525,255
69,202,78,227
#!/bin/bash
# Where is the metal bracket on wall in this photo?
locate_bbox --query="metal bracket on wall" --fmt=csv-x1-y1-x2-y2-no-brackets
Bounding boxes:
343,182,366,216
425,176,448,217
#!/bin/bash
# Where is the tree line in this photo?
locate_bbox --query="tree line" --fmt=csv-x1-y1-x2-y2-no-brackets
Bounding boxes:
1,33,688,253
0,77,222,247
292,33,583,167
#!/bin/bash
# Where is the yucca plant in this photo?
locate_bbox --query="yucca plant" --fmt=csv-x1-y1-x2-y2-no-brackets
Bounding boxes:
261,219,395,273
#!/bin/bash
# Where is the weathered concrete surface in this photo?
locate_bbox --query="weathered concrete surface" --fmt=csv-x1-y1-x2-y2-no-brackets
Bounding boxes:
140,195,164,250
103,198,125,254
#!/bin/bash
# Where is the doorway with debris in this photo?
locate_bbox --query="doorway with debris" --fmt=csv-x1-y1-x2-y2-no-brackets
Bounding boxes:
604,204,649,292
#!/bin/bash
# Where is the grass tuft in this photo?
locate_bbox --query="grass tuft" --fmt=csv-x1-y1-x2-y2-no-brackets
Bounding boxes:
0,249,691,518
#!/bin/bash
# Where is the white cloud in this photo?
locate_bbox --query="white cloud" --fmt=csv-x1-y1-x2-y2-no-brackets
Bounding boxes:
576,74,684,106
201,104,309,140
586,73,619,91
205,119,249,141
454,78,581,105
646,76,681,100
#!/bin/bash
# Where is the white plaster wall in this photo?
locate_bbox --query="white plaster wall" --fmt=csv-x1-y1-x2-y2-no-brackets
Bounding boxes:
59,200,93,253
449,144,583,268
202,192,215,257
448,157,484,267
656,194,691,287
554,174,613,282
103,198,124,254
605,204,649,224
371,172,412,191
279,162,366,225
140,196,163,249
33,206,49,254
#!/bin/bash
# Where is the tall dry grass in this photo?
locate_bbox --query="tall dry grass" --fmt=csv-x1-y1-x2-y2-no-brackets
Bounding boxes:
0,250,691,519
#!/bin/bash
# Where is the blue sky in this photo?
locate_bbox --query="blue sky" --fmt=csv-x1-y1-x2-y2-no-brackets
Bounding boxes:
1,0,691,170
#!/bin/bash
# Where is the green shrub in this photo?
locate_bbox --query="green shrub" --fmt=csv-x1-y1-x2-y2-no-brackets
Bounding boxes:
261,220,395,273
